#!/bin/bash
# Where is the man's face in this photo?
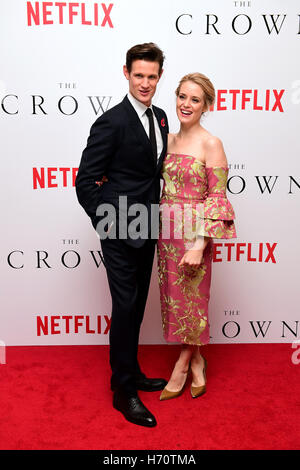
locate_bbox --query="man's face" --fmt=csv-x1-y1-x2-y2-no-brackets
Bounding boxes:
123,59,162,107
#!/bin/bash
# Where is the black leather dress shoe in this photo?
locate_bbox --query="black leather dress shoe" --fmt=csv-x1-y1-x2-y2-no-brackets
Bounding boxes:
113,391,157,427
135,376,168,392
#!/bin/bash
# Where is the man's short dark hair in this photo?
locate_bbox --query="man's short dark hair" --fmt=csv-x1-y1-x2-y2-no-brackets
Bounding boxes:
126,42,165,75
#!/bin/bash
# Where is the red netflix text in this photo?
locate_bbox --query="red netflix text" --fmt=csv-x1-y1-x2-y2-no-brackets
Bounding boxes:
33,167,78,189
210,89,285,112
213,242,277,263
36,314,111,336
27,2,114,27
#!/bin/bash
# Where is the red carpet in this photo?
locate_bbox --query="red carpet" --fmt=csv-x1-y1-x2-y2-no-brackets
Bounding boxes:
0,343,299,450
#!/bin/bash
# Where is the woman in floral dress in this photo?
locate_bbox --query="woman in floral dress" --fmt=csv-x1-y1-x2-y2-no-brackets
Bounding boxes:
157,73,236,400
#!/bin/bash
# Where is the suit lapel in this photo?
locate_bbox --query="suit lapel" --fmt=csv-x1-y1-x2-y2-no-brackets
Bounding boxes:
122,96,155,168
122,96,168,171
153,106,168,171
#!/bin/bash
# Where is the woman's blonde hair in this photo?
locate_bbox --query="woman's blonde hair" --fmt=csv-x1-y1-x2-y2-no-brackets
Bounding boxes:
175,73,215,112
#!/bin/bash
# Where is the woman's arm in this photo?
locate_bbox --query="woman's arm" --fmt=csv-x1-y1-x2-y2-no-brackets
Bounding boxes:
179,135,227,268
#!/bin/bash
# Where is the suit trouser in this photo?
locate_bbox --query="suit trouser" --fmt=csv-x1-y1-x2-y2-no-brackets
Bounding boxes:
100,237,156,395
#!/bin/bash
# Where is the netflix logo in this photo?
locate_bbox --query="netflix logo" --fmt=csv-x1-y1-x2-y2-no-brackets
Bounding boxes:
213,242,277,263
26,1,114,27
33,167,78,189
210,89,285,112
37,314,111,336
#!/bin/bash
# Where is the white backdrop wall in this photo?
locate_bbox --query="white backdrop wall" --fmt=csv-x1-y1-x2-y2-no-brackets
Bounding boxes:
1,0,299,345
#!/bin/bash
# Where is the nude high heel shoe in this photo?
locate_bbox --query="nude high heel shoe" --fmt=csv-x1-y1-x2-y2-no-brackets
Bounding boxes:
160,368,190,401
191,357,207,398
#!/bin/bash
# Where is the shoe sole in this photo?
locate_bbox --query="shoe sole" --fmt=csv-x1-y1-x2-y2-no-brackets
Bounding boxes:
136,384,166,392
111,384,166,392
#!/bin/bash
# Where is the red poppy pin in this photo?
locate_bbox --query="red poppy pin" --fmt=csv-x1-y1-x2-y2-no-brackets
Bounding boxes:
161,118,165,127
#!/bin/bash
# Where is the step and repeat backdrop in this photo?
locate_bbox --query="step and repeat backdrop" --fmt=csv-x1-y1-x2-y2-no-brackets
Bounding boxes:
1,0,299,345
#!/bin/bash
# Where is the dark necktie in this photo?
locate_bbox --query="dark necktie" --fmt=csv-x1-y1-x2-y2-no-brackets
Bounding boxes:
145,108,157,163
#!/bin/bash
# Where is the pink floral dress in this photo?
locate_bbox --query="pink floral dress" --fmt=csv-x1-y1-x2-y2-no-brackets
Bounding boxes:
157,153,237,345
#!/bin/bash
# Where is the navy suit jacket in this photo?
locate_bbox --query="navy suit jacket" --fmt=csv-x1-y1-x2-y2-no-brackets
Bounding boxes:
75,95,169,247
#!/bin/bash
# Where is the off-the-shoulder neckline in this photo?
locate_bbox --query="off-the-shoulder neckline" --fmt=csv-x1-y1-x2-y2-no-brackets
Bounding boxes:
166,153,228,169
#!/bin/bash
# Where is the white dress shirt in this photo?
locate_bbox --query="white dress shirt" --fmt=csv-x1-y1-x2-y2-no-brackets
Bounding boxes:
127,92,163,161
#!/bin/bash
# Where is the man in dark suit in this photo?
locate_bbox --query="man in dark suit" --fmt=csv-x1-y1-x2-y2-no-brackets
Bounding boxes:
75,43,168,427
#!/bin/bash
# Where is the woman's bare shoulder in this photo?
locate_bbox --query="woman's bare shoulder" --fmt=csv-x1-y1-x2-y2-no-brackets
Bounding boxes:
167,132,176,143
167,133,177,149
203,133,227,167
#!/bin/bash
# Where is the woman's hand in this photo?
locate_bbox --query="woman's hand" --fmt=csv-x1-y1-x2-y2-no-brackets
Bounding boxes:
95,176,108,187
178,249,203,268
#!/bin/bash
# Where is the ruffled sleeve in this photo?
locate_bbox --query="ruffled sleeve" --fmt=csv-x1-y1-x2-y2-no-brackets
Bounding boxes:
200,166,236,239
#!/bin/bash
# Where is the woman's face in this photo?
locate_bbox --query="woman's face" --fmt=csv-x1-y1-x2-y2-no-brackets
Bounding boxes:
176,80,207,125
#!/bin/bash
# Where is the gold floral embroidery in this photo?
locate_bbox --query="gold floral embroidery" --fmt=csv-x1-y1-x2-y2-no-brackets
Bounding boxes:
158,154,236,346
